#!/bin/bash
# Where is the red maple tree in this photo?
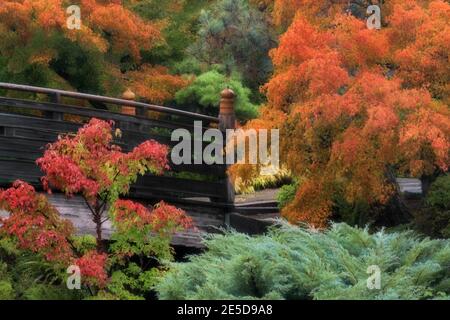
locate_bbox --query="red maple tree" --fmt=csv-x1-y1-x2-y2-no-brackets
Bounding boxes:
0,119,193,290
36,118,170,251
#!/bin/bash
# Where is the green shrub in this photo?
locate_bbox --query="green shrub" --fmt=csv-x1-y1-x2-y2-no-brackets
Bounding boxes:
0,263,14,300
415,209,450,239
277,181,299,209
0,236,89,300
175,70,258,121
0,280,14,300
332,195,371,227
156,223,450,300
414,175,450,238
425,175,450,210
235,168,292,195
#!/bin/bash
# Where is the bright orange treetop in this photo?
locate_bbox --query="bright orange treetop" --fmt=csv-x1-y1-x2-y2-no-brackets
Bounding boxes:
0,0,161,60
232,1,450,228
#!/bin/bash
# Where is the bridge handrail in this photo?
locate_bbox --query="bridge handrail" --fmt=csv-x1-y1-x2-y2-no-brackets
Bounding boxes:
0,82,219,123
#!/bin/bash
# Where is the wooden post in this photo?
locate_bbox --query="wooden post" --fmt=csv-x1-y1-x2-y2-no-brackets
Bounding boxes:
121,88,136,116
219,88,236,226
45,92,64,120
219,88,236,131
3,127,14,137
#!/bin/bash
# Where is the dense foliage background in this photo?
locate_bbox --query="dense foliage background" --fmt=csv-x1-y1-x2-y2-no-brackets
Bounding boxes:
0,0,449,300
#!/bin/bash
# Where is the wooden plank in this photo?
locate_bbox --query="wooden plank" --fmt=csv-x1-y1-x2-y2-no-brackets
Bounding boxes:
229,213,277,236
234,200,278,208
0,150,225,179
0,158,227,201
0,113,81,132
396,178,423,194
0,112,222,151
0,148,225,178
0,98,216,132
133,175,228,199
0,136,48,149
0,137,46,161
119,129,224,151
0,159,42,185
169,163,226,177
0,112,230,203
0,115,226,176
232,206,279,215
0,111,224,148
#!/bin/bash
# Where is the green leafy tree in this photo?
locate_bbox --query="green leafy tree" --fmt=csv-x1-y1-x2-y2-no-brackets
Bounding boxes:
105,200,192,300
414,175,450,238
129,0,217,67
277,180,299,209
425,175,450,211
175,70,258,121
188,0,276,92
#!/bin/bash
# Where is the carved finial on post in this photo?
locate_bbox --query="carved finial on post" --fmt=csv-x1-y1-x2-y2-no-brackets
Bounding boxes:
219,88,236,131
121,88,136,116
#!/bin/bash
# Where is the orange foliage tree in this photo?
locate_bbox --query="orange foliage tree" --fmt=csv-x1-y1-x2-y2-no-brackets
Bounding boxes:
125,65,188,104
232,1,450,228
0,0,186,103
268,0,352,29
388,0,450,104
0,0,160,64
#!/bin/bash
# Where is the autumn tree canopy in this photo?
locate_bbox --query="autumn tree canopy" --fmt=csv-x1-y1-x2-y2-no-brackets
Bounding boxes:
0,0,186,103
232,0,450,227
36,118,170,249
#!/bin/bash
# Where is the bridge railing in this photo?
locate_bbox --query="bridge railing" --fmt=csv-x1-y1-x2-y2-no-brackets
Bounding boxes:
0,82,236,210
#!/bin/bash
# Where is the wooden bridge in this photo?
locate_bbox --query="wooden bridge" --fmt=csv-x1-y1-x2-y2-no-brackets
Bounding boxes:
0,82,279,247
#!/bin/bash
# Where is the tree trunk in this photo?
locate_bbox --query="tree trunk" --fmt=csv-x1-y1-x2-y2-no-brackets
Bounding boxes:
93,211,104,253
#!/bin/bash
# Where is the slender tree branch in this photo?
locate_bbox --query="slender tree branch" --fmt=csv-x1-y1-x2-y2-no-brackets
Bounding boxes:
83,196,96,217
100,217,110,225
